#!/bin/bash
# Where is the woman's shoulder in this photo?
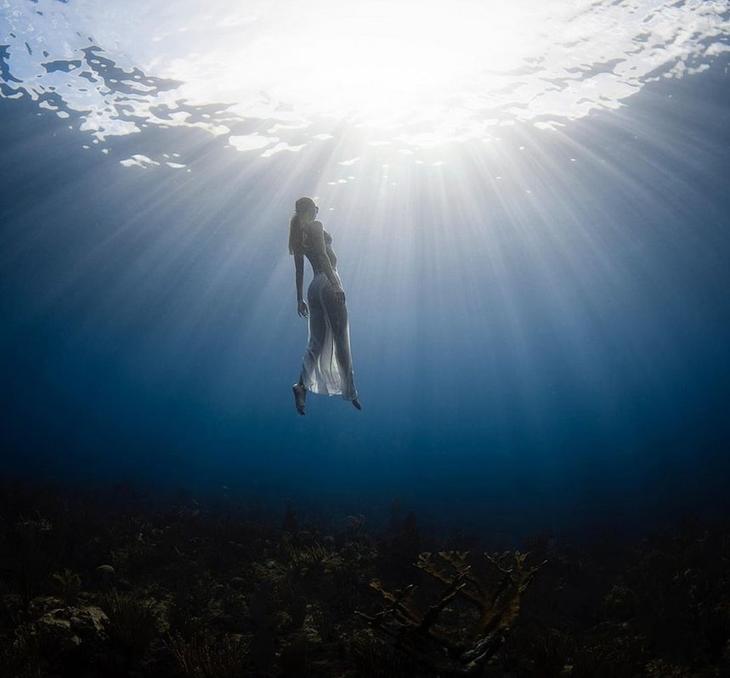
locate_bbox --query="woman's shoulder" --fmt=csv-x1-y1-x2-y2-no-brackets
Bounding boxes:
307,220,331,240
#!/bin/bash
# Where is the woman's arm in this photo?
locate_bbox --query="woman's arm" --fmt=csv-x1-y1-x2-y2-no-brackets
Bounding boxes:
294,253,305,302
294,253,309,317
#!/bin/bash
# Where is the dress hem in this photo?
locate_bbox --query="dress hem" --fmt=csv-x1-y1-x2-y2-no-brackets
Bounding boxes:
302,383,358,401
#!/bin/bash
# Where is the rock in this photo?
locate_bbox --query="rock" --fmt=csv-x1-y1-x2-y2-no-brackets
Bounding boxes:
301,613,322,644
96,564,115,576
36,605,108,651
37,608,81,654
28,595,64,617
72,605,109,640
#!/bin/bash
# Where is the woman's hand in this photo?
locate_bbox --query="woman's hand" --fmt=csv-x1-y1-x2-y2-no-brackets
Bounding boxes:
297,300,309,318
333,286,346,304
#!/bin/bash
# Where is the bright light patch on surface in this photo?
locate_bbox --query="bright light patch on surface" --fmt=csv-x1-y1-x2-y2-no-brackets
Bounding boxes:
240,2,530,124
119,154,160,169
229,134,279,152
1,0,729,155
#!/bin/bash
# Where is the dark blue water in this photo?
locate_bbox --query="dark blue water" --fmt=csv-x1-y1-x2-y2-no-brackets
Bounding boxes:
2,1,729,540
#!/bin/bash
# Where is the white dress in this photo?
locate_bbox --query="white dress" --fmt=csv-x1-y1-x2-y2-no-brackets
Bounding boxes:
298,226,359,401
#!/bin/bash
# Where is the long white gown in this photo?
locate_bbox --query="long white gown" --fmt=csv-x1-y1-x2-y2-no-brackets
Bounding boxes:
298,227,359,401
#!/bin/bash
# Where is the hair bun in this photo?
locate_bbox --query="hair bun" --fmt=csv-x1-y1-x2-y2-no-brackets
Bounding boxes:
295,196,316,213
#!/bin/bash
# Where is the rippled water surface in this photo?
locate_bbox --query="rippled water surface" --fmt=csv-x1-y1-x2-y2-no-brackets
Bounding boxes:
3,0,729,155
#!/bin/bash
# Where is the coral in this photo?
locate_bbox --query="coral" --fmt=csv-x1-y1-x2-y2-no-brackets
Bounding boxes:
282,539,344,575
1,480,730,677
0,621,43,678
50,569,82,605
98,590,164,664
356,549,546,675
167,631,251,678
348,627,422,677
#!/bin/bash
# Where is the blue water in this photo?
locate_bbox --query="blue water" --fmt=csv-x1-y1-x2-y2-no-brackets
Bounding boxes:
1,1,729,539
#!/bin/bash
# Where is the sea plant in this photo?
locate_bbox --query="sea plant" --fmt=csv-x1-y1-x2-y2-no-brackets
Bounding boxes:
356,549,546,675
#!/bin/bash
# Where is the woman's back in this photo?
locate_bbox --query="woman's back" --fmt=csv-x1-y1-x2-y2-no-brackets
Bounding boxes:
302,221,337,273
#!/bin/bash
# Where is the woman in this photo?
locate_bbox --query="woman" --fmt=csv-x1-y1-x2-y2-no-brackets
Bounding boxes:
290,196,362,415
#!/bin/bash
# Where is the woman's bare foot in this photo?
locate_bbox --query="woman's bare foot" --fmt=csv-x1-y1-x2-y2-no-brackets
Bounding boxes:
352,397,362,410
292,383,306,415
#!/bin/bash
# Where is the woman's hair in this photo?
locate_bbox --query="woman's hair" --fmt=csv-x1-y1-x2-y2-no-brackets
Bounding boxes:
289,196,316,255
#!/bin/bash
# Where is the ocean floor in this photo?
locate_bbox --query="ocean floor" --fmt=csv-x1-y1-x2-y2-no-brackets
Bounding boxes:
1,479,729,677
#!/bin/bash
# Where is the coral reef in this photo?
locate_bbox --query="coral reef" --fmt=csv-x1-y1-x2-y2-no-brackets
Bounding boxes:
356,550,546,675
0,480,728,677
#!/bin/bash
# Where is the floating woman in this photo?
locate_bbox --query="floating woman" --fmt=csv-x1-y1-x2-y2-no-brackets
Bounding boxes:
290,196,362,415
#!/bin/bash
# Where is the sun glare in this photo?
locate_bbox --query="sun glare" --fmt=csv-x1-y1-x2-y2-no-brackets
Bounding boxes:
251,1,534,125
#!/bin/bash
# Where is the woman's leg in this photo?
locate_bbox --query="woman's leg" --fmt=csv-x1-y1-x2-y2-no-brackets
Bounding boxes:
294,281,326,413
292,382,306,414
322,285,358,401
299,281,327,391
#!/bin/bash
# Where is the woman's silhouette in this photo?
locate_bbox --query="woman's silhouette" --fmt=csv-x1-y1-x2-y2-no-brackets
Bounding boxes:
290,197,361,415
